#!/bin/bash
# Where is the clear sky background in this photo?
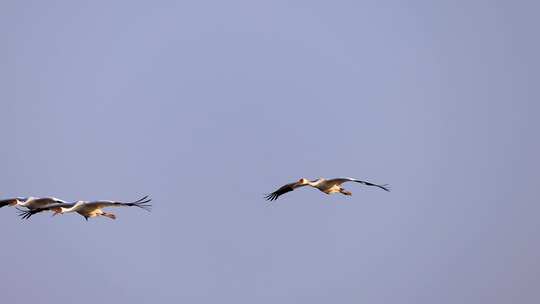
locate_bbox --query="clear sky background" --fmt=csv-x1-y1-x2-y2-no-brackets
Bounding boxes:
1,1,539,303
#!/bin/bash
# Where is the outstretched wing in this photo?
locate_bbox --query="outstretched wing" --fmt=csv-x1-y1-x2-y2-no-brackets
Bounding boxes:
85,195,152,212
265,181,306,201
0,198,25,208
17,203,75,220
327,177,390,192
24,197,70,210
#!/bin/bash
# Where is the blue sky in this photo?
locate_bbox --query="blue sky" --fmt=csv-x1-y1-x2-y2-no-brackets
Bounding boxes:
1,1,539,303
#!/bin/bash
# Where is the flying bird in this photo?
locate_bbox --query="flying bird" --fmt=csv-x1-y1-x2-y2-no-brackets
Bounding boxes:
1,197,70,210
18,195,152,221
265,177,390,201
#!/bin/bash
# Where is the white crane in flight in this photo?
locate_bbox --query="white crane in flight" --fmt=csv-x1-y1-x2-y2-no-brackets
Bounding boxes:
18,195,152,221
265,177,389,201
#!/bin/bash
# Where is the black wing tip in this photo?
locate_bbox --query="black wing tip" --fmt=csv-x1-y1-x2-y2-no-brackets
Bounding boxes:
16,207,34,220
265,184,296,201
264,192,280,201
353,179,391,192
133,195,150,203
129,197,152,212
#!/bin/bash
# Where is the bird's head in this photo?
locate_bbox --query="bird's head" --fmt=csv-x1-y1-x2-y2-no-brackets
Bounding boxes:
298,178,310,185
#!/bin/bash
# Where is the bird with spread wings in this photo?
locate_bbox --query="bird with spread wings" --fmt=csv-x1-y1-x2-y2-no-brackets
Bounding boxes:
18,195,152,221
265,177,390,201
1,197,70,210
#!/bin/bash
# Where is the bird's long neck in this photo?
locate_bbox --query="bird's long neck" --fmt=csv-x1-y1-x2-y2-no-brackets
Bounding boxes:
62,203,81,213
62,207,75,213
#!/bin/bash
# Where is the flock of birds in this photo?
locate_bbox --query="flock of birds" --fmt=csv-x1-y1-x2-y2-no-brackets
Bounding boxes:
0,195,152,221
1,177,389,222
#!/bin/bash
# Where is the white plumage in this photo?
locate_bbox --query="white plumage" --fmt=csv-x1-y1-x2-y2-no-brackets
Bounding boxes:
18,196,152,221
265,177,390,201
0,197,69,210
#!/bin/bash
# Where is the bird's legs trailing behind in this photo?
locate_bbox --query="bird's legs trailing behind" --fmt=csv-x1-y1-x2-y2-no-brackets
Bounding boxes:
100,212,116,220
339,188,352,196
